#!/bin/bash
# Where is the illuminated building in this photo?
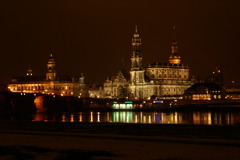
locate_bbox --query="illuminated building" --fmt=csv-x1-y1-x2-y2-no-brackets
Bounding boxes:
88,84,104,98
224,81,240,100
104,71,129,99
103,26,193,100
8,54,88,97
183,83,225,100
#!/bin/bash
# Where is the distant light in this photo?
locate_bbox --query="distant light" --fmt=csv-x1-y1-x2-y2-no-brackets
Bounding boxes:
153,101,163,104
125,101,133,104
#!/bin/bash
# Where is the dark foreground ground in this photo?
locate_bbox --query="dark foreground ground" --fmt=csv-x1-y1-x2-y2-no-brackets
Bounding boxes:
1,122,240,160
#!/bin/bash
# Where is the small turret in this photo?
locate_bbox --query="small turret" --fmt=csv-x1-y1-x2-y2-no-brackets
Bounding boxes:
79,73,84,83
26,65,33,76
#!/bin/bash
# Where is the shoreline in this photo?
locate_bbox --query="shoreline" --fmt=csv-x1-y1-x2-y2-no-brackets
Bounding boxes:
1,121,240,139
1,122,240,159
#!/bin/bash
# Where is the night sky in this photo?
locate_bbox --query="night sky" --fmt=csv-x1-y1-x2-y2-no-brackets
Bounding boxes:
0,0,240,85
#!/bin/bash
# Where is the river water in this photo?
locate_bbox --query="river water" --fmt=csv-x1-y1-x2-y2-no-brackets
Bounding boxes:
23,111,240,125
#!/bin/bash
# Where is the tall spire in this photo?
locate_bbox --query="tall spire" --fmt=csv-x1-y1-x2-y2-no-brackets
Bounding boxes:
169,25,181,64
132,25,141,58
135,25,138,33
129,26,145,99
173,25,176,40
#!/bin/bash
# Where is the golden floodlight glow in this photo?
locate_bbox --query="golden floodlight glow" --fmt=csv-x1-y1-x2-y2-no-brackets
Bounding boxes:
169,58,181,64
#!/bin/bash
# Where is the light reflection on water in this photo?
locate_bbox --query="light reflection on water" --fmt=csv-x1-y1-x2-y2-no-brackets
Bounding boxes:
31,111,240,125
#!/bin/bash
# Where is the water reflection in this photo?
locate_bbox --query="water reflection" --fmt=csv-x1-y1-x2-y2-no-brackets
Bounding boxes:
31,111,240,125
113,112,133,123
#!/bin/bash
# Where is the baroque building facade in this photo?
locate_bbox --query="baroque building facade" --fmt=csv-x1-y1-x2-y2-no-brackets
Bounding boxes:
103,26,193,100
8,54,88,97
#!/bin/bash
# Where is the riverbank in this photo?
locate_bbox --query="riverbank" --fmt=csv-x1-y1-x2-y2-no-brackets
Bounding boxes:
1,122,240,159
1,121,240,138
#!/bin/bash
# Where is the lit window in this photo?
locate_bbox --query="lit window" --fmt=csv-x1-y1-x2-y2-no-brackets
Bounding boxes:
214,95,217,99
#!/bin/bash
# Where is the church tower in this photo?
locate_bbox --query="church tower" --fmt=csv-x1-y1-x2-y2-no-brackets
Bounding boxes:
46,53,56,81
169,26,181,64
129,26,145,100
131,26,142,70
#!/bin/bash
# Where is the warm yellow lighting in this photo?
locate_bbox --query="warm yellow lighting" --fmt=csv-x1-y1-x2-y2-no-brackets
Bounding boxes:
169,59,180,64
97,112,100,122
90,112,93,122
61,115,66,122
193,94,211,100
70,114,74,122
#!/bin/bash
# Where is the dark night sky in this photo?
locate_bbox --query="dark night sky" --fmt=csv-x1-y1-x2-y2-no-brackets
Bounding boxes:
0,0,240,84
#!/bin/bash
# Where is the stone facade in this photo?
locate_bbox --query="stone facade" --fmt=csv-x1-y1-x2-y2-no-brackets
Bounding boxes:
8,54,88,97
103,26,193,100
183,83,225,100
104,71,129,99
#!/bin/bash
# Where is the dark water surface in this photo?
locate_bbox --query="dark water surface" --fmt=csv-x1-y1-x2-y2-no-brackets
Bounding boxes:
16,111,240,125
2,107,240,125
